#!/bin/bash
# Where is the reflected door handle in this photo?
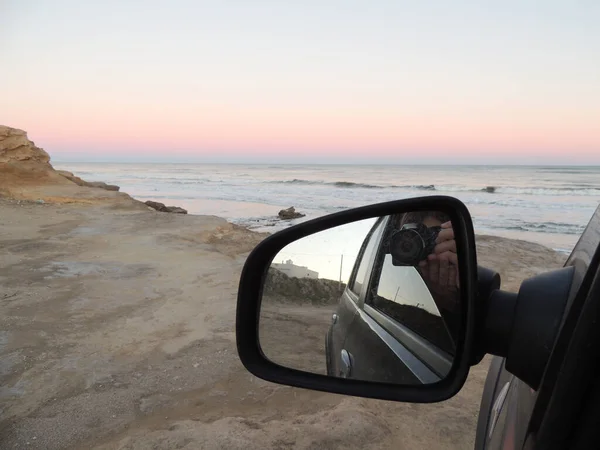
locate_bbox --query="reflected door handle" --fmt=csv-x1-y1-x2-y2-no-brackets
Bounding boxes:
339,349,353,378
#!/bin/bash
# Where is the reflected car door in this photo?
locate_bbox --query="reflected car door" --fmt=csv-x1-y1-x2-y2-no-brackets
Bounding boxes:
340,218,455,385
327,217,386,377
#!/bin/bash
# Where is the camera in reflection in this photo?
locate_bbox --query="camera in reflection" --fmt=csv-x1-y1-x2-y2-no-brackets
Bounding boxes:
388,223,441,266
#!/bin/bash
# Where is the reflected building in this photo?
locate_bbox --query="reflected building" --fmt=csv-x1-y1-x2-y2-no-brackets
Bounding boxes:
271,259,319,279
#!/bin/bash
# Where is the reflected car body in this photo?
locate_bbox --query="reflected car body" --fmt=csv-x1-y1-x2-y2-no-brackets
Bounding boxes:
325,215,457,385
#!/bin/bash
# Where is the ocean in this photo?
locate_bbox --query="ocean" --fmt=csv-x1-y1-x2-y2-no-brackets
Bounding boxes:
54,163,600,255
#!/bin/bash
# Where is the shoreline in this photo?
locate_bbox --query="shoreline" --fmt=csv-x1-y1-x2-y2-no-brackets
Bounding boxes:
0,188,578,257
50,159,592,257
2,174,571,282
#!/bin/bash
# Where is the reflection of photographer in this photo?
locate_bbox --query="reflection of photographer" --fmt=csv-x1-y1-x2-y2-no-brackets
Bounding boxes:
387,211,460,333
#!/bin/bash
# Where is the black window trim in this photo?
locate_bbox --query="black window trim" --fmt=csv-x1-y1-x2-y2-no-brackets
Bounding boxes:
348,216,387,296
345,286,360,304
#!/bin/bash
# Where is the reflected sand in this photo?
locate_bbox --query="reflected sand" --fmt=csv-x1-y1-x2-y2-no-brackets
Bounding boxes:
260,301,335,375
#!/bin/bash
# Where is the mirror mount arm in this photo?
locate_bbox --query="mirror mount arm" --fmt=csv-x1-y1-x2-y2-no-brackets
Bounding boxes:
471,266,575,391
470,266,503,366
480,289,519,358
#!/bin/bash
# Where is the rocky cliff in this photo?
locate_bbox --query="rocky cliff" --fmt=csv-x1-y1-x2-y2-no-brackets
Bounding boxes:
0,126,72,192
0,125,142,208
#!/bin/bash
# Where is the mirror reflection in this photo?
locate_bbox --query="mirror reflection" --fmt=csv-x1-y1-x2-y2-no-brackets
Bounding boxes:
259,210,462,386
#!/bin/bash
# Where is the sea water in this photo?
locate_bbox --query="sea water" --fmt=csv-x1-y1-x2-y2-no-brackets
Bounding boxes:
55,163,600,255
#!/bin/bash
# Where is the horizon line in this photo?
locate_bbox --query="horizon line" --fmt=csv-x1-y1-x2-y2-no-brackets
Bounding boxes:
51,160,600,167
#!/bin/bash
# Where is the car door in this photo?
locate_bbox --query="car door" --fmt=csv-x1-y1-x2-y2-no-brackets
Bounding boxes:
476,204,600,450
338,216,456,384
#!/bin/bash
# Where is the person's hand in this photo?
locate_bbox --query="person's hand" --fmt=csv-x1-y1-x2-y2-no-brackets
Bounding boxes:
431,221,458,266
418,221,460,302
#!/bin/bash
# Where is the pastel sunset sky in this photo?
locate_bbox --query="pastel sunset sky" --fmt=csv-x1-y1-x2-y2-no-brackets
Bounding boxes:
2,1,599,164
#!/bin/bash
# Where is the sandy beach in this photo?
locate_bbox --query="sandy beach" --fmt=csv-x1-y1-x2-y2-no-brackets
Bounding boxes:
1,127,569,449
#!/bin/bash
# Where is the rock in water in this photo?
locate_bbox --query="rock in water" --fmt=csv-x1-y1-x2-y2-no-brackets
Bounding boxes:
278,206,306,220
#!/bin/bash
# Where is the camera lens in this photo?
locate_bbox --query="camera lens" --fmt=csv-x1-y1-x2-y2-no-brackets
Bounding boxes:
390,229,425,265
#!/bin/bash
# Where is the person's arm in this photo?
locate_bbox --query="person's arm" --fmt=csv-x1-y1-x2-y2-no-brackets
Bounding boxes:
417,221,460,310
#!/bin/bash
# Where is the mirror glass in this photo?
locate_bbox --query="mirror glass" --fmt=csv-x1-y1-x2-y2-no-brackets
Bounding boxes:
258,210,463,385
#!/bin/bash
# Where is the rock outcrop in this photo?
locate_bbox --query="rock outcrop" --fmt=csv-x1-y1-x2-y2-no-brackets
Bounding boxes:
278,206,305,220
56,170,88,186
88,181,120,191
145,200,188,214
0,125,142,208
0,126,72,194
57,170,120,191
0,127,52,164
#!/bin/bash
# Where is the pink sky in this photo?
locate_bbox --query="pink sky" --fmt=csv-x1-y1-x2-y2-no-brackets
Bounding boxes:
11,104,598,162
2,1,599,164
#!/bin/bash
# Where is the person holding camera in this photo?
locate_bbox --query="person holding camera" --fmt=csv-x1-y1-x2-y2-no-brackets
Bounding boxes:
392,211,461,337
394,211,460,299
418,220,459,293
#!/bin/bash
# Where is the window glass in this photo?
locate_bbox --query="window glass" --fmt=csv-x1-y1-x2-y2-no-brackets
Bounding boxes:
367,252,455,354
349,219,385,295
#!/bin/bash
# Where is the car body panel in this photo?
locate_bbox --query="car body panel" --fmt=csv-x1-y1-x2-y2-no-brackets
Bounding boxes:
477,204,600,449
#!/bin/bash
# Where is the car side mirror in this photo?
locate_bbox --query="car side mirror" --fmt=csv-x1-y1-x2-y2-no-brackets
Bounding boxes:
236,196,479,403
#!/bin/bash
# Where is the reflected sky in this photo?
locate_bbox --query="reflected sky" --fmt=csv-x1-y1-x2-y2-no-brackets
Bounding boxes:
376,255,439,315
272,217,378,282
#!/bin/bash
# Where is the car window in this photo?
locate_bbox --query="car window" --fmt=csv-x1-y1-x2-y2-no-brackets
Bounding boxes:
349,218,386,295
366,251,455,355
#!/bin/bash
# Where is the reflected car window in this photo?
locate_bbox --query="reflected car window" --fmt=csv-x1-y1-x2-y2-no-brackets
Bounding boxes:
350,219,386,295
367,252,455,355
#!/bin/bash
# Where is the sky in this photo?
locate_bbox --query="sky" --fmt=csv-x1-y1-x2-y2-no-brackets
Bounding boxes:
1,1,599,164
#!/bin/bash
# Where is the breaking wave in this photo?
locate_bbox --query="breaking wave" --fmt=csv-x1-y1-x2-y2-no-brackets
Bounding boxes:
489,187,600,196
272,179,437,190
271,180,599,196
486,220,587,235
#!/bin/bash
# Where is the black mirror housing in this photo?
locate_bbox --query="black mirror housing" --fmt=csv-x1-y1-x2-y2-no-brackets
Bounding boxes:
236,195,479,403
